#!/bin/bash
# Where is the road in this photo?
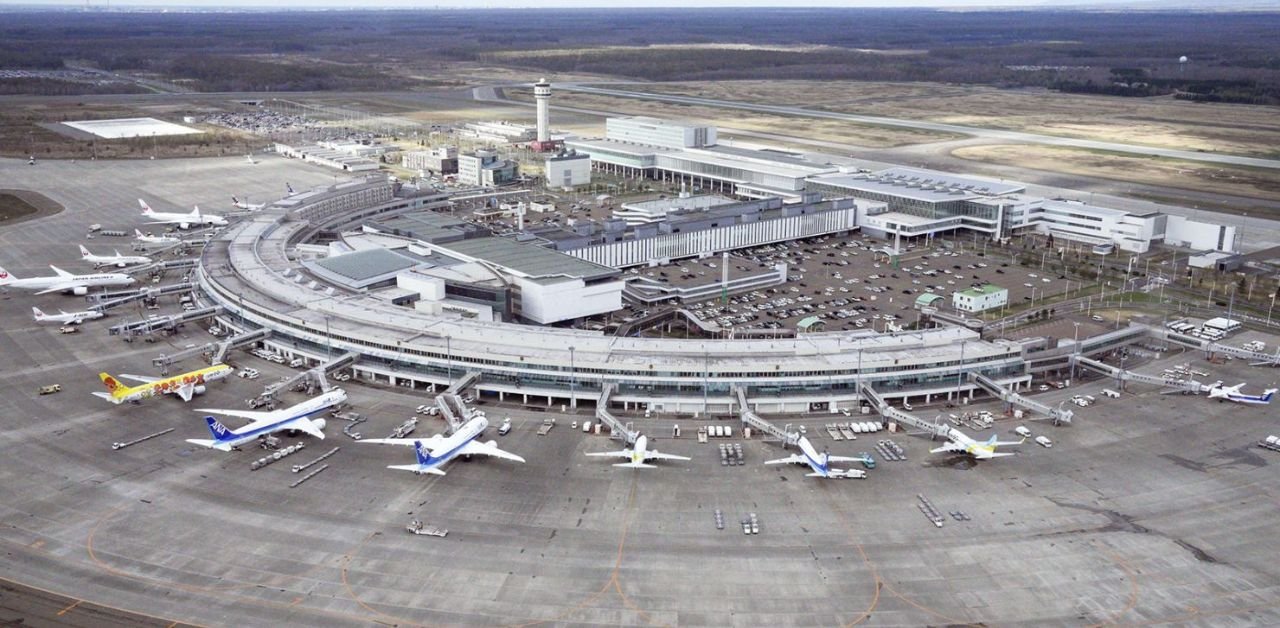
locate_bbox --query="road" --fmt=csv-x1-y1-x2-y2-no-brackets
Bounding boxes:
559,84,1280,171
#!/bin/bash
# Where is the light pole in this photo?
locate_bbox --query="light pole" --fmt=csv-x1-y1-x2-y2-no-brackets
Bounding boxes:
568,345,576,409
1269,292,1277,327
1071,321,1080,380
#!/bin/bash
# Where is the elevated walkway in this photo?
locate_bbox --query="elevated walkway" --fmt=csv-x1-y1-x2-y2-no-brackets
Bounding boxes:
594,383,638,444
970,372,1073,425
858,382,949,438
262,351,359,399
733,385,800,446
151,328,271,371
1071,354,1204,392
435,393,466,433
445,370,483,395
87,282,194,310
108,305,221,337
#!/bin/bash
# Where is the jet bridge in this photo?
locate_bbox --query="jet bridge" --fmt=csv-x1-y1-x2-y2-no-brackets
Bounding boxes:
150,328,271,372
969,372,1074,425
595,382,639,444
88,282,195,312
108,305,222,337
260,351,359,400
444,369,482,395
434,393,465,433
1071,354,1204,393
732,385,801,446
857,382,950,439
1150,328,1280,366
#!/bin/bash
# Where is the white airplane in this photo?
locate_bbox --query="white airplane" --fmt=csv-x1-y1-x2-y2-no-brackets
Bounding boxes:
231,196,267,211
764,436,869,478
134,229,181,245
246,154,257,165
138,199,227,229
930,428,1025,460
285,182,297,196
0,264,133,295
362,416,525,476
1206,382,1276,405
186,388,347,451
585,434,690,468
79,244,151,268
32,306,104,325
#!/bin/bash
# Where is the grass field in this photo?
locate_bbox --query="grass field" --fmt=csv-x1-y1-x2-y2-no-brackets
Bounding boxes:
950,144,1280,211
507,87,963,148
0,190,59,225
627,80,1280,158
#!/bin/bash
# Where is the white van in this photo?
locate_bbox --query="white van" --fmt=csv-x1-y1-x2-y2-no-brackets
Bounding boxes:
1014,426,1033,438
1034,435,1053,448
1101,389,1120,398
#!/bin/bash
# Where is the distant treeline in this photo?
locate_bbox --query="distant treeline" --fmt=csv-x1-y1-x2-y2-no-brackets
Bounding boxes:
1050,68,1280,105
0,77,147,95
0,8,1276,101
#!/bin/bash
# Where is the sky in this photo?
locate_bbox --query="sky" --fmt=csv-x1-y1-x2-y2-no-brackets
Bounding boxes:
0,0,1260,7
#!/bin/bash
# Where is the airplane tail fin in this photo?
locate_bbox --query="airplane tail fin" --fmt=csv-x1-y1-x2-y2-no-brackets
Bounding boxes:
135,229,145,238
286,182,295,195
98,372,130,400
31,306,44,319
414,441,432,466
986,434,999,446
79,245,91,257
231,196,239,205
203,416,236,442
1262,389,1276,402
138,199,153,214
0,265,14,285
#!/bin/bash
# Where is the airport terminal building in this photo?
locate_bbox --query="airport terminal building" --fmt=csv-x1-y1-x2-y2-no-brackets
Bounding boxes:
197,177,1039,414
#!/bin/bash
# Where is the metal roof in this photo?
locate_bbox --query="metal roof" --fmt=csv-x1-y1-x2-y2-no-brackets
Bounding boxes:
312,248,419,283
437,237,620,282
957,284,1006,298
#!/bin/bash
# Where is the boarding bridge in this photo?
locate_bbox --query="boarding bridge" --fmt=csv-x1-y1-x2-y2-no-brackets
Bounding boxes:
150,328,272,371
434,393,465,433
594,383,639,444
969,372,1074,425
261,351,358,400
1071,354,1205,393
857,382,950,439
108,306,221,337
88,282,195,312
444,370,482,395
732,385,801,446
1147,327,1280,366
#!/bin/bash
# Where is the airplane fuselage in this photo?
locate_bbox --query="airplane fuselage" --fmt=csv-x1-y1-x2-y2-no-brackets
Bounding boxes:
106,365,233,404
201,389,346,448
411,417,488,473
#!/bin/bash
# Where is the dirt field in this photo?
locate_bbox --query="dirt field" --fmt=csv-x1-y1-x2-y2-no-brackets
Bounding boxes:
507,88,963,148
950,144,1280,209
630,80,1280,158
0,101,265,160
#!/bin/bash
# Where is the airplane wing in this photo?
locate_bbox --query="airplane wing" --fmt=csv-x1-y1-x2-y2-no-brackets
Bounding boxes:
646,450,692,462
388,464,445,475
176,383,198,402
192,407,280,423
282,417,325,440
458,440,526,463
929,442,963,454
614,461,657,469
585,449,631,459
119,373,161,383
362,435,446,451
976,451,1017,459
764,454,806,465
35,283,80,295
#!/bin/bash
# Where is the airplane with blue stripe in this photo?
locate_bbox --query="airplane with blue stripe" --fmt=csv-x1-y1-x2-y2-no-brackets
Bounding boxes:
1206,382,1276,405
764,436,868,478
362,416,525,476
186,389,346,451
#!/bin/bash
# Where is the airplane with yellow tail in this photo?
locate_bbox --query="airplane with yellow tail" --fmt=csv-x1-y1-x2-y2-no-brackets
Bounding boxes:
93,364,233,404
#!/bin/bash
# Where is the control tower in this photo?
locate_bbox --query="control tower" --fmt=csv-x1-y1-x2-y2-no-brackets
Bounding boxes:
531,78,560,152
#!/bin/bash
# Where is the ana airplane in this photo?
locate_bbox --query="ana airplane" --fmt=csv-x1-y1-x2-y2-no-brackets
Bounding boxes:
134,229,181,245
286,182,297,196
1206,382,1277,405
93,364,234,404
231,196,267,211
186,388,347,451
362,416,525,476
0,264,134,295
78,245,151,268
585,433,691,468
930,428,1025,460
138,199,227,229
32,306,104,325
764,436,869,478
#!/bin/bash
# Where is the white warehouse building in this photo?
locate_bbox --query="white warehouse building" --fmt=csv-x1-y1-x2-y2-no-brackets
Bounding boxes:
952,284,1008,313
544,151,592,188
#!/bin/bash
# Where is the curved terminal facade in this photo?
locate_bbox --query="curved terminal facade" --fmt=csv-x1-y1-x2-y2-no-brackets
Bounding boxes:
198,179,1034,413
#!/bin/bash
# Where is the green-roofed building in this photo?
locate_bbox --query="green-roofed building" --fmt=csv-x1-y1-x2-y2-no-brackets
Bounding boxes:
952,284,1008,313
915,293,944,309
797,316,825,332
